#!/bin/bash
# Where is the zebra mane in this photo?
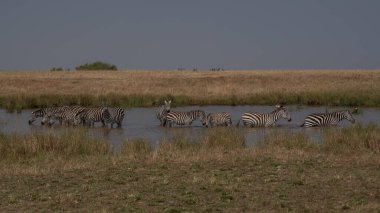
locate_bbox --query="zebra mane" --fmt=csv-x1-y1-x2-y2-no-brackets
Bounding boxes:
329,109,350,115
192,109,205,114
271,106,285,114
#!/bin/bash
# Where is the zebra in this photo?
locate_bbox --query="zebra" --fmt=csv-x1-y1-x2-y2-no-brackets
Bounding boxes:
165,110,207,127
44,109,81,126
301,110,355,127
43,106,86,126
156,100,171,126
81,107,111,127
104,107,125,128
205,112,232,127
236,105,292,127
29,106,68,125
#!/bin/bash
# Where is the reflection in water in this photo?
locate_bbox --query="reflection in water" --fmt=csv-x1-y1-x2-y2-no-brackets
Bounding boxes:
0,106,379,150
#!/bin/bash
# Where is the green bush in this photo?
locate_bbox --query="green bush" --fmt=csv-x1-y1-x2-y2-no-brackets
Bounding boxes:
75,61,118,71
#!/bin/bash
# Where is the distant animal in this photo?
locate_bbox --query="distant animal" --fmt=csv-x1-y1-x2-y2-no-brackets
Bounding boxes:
301,110,355,127
165,110,207,127
205,112,232,127
236,105,291,127
156,100,171,126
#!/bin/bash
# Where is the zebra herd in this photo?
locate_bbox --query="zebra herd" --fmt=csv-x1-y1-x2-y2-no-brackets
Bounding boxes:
156,100,357,128
28,106,125,128
28,101,357,129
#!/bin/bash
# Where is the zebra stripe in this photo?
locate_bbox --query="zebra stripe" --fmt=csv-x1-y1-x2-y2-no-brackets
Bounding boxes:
205,112,232,127
237,106,291,127
45,106,87,126
104,107,125,128
30,106,69,125
81,107,111,127
301,110,355,127
165,110,207,127
156,100,171,126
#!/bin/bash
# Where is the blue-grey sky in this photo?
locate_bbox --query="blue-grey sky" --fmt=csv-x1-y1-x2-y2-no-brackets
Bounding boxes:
1,0,380,70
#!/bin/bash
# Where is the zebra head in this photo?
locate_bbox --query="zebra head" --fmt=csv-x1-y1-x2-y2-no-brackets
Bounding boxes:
343,110,355,123
205,113,212,128
102,107,112,123
196,110,207,126
41,112,53,126
72,115,82,126
47,115,56,126
163,100,171,113
276,107,292,122
28,108,44,124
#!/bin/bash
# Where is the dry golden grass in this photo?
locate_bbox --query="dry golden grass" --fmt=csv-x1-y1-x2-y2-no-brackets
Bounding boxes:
0,69,378,96
0,70,380,111
0,125,379,212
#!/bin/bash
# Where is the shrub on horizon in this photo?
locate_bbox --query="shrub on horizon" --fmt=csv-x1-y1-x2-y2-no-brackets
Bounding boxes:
75,61,118,71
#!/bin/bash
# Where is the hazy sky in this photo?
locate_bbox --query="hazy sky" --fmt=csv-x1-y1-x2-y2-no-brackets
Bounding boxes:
1,0,380,70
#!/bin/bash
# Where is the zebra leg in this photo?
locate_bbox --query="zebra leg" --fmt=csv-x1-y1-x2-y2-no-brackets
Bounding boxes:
28,117,36,125
166,121,172,127
227,119,232,126
101,120,106,127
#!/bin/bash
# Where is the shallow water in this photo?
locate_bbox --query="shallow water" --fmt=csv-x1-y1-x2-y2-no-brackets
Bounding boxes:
0,106,379,150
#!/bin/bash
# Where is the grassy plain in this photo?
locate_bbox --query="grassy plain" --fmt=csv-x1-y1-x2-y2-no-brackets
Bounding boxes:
1,70,379,211
0,70,380,110
0,125,379,212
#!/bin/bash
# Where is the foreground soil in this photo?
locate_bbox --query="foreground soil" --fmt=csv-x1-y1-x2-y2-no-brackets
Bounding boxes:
1,149,379,212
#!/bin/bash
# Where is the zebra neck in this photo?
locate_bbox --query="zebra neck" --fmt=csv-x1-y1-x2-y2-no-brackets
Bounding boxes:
335,112,346,122
271,112,281,122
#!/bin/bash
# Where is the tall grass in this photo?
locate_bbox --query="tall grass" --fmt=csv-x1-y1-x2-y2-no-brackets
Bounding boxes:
0,128,109,162
257,124,380,156
258,131,316,150
121,138,152,160
322,124,380,154
1,124,379,164
2,91,378,112
0,70,380,110
1,124,379,213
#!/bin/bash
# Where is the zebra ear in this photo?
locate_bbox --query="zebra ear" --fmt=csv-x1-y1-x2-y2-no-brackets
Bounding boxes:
168,100,171,104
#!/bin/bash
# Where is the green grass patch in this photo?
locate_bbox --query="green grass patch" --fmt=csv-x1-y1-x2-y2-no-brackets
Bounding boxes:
1,89,380,111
